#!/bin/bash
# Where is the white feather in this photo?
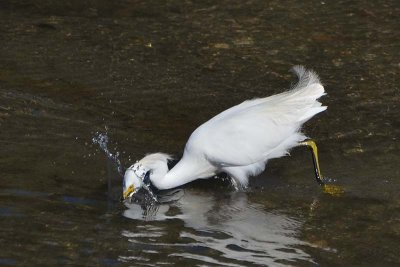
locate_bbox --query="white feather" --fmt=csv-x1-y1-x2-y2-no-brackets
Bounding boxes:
124,66,326,191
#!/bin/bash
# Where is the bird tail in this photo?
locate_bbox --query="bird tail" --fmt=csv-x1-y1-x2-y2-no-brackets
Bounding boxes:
290,65,322,92
285,65,327,123
257,66,326,160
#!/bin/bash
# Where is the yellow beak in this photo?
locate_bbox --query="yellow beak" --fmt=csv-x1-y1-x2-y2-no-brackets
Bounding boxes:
123,185,135,200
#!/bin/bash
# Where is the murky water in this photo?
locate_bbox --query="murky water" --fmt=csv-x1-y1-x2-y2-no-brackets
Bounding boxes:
1,0,399,266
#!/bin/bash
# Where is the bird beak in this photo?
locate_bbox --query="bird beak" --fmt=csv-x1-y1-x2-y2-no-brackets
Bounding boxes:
123,185,135,200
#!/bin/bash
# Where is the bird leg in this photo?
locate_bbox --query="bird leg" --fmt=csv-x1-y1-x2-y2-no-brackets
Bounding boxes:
299,139,325,185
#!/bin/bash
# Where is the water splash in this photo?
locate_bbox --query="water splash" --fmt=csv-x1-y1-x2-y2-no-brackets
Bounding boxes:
92,132,124,176
92,131,160,203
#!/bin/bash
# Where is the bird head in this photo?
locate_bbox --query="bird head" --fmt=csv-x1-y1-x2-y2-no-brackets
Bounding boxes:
122,153,172,199
122,163,147,200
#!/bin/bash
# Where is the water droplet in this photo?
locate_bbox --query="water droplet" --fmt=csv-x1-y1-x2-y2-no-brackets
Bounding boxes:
92,131,124,176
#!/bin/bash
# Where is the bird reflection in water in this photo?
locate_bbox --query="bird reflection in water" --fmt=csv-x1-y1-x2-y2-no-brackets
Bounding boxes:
121,189,314,266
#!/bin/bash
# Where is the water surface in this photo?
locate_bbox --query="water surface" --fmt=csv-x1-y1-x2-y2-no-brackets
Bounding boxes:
0,0,399,266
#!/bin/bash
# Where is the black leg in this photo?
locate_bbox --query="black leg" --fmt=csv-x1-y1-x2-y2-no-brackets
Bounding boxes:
299,139,325,185
299,139,344,195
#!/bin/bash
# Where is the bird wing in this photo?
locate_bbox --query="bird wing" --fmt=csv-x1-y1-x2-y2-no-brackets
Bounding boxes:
185,66,326,167
186,100,303,167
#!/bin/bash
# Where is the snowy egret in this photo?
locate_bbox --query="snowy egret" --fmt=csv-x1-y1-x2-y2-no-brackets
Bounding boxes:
123,66,328,199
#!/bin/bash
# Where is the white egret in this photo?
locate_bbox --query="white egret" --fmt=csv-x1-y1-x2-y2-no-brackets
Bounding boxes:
123,66,329,199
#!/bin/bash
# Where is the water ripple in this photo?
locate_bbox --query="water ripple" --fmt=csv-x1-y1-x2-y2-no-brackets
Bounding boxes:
121,190,314,266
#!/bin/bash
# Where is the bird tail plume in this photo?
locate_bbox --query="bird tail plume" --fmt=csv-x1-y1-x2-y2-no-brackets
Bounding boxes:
261,66,326,124
287,65,326,123
257,66,327,160
291,65,322,91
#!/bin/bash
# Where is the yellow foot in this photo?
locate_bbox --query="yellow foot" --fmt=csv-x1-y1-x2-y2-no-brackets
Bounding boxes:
299,139,345,196
322,184,344,196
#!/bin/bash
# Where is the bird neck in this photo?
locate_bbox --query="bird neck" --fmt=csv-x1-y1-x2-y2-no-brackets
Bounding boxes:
148,154,216,190
136,153,172,190
148,159,190,190
148,161,170,189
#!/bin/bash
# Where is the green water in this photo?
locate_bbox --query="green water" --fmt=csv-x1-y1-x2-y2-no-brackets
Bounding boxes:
0,0,399,266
